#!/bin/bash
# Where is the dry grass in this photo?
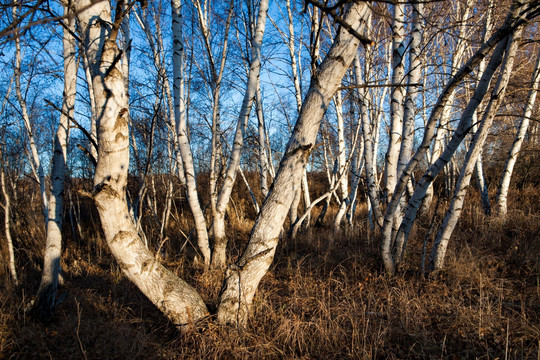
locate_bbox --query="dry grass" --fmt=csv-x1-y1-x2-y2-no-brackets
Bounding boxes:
0,185,539,359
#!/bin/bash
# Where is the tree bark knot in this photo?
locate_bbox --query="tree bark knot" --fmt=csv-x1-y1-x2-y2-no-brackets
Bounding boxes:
93,183,120,200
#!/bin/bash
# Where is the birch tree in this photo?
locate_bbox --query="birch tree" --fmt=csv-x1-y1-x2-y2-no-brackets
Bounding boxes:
384,1,406,204
429,26,522,271
217,2,371,326
379,0,538,274
0,136,17,286
30,2,77,321
211,0,269,269
495,51,540,216
75,0,208,326
172,0,211,265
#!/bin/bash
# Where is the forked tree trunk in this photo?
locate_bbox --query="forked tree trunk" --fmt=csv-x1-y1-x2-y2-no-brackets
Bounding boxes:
495,50,540,216
75,0,208,326
391,37,512,271
380,0,532,274
212,0,269,269
217,3,371,327
429,27,521,271
31,3,77,321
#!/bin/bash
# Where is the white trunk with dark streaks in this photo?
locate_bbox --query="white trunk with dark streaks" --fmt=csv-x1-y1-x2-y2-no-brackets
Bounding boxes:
393,1,424,261
397,1,424,178
217,3,370,326
389,36,511,271
32,4,77,320
0,147,17,286
380,0,530,274
429,28,521,271
76,0,208,327
171,0,211,265
423,0,472,213
384,2,405,204
496,50,540,216
13,3,48,224
355,53,383,228
212,0,269,269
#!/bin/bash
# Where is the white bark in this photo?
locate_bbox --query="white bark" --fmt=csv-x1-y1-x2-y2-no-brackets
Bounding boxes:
429,27,521,271
393,1,424,261
217,3,370,326
391,36,511,270
423,0,473,213
384,2,405,204
0,147,17,286
171,0,211,265
13,3,48,224
380,0,531,274
212,0,269,269
355,53,383,228
397,1,424,177
31,4,77,320
496,50,540,216
76,0,208,327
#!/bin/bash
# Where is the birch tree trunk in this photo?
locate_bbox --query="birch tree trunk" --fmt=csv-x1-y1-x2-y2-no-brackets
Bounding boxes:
429,27,521,271
380,0,534,274
31,4,77,321
0,146,17,286
172,0,211,265
495,50,540,216
422,0,473,213
211,0,269,269
354,51,384,229
75,0,208,327
13,3,48,224
384,2,405,204
217,3,370,327
391,36,511,271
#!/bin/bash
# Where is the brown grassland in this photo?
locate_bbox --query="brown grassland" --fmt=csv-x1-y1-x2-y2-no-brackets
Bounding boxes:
0,176,539,359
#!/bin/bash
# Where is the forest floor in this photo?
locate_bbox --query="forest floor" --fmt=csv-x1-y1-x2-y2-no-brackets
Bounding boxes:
1,187,539,359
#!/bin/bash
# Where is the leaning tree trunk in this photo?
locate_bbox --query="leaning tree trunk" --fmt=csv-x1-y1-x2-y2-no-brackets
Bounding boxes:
429,27,521,271
212,0,269,270
217,2,371,327
495,50,540,216
380,0,534,274
75,0,208,327
389,38,510,272
30,4,77,321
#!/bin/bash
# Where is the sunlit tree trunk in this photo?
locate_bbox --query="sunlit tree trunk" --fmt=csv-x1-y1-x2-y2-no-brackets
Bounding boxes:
393,0,424,262
31,3,77,321
391,37,511,271
212,0,269,269
172,0,211,265
76,0,208,326
423,0,473,213
384,1,405,204
495,50,540,216
429,27,521,271
380,0,531,274
217,3,371,327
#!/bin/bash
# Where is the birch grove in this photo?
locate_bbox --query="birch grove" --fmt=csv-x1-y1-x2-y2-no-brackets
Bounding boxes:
1,0,539,336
